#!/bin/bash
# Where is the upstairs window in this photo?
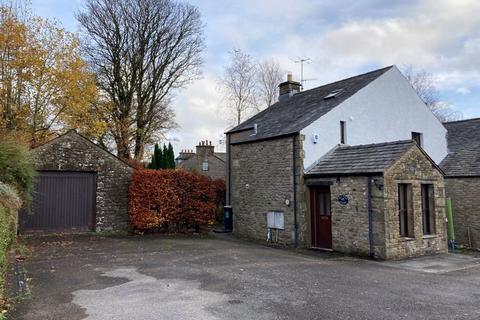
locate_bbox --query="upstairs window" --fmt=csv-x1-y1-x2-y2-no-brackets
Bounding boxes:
202,160,209,171
412,132,422,147
398,183,413,237
340,121,346,144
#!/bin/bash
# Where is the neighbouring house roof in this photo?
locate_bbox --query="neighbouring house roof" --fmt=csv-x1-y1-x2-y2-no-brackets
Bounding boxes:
305,140,415,176
441,117,480,177
175,153,195,161
214,152,227,163
226,66,393,143
175,152,226,163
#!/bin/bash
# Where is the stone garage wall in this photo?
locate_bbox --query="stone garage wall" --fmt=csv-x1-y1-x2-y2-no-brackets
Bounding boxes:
230,135,302,245
444,177,480,249
32,130,133,232
383,146,447,259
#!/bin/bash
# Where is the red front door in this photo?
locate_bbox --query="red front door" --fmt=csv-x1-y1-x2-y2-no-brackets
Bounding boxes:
310,186,332,249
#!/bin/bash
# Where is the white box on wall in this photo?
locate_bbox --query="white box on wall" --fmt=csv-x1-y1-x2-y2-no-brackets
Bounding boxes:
267,211,284,230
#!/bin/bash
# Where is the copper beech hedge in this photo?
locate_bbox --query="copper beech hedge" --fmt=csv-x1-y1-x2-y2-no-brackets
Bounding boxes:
129,169,225,232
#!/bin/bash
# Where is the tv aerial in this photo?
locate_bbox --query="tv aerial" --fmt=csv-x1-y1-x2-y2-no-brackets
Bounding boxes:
290,56,317,90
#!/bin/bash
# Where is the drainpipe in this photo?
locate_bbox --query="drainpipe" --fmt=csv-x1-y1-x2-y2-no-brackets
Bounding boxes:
292,134,298,248
226,134,231,206
222,134,233,232
367,176,374,258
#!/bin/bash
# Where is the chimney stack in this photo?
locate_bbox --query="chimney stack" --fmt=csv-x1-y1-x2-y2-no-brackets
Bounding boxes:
278,72,301,102
196,139,214,157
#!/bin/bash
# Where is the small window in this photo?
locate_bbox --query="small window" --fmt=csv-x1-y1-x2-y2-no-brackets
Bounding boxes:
202,160,209,171
421,184,435,235
324,89,344,99
412,132,422,147
340,121,346,144
398,183,413,237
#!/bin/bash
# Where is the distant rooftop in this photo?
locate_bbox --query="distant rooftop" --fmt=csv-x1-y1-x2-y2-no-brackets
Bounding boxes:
441,117,480,177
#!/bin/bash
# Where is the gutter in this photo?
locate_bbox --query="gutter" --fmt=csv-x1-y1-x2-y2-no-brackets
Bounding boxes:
367,176,374,258
292,134,299,248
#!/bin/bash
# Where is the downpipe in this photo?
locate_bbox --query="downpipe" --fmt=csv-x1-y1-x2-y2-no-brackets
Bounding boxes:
367,176,374,258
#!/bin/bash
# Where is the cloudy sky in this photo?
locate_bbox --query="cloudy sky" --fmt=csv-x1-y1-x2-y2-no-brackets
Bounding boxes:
31,0,480,154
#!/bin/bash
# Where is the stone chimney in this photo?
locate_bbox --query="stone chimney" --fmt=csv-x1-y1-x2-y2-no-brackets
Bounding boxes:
278,73,301,102
196,140,214,157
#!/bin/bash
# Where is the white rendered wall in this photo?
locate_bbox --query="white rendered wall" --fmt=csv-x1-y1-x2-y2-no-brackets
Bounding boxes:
301,66,448,170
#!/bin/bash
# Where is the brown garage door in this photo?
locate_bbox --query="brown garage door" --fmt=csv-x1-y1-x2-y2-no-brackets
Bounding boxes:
21,172,96,232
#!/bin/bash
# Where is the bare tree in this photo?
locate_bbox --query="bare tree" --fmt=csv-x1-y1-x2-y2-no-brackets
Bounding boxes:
258,58,284,108
403,66,462,122
219,49,259,126
77,0,204,160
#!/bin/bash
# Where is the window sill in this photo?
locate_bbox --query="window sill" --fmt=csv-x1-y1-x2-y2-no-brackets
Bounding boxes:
422,234,437,239
399,237,416,242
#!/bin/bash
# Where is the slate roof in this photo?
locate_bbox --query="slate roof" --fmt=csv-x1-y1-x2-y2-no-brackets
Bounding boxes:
226,66,393,143
214,153,227,163
175,153,194,161
441,118,480,177
305,140,414,176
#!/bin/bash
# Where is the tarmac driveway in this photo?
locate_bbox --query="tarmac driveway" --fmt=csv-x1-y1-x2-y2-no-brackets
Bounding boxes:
12,234,480,320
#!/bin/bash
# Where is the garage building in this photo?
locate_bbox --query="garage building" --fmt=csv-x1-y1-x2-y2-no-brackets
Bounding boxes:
20,130,133,233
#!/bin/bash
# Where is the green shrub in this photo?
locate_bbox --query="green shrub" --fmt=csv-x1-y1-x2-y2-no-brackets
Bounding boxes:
0,182,21,302
0,139,36,202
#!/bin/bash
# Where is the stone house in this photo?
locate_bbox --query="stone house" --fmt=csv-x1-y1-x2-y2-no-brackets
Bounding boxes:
226,66,448,259
176,140,226,180
19,130,133,233
441,118,480,249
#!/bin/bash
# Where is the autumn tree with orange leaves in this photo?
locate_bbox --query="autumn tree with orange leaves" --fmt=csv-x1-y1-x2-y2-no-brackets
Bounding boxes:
0,4,105,146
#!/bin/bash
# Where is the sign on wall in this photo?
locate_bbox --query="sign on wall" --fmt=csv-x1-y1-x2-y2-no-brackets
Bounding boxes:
338,195,349,205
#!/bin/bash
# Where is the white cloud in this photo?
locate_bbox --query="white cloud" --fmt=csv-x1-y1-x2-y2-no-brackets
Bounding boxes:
456,87,471,95
169,0,480,155
168,76,228,155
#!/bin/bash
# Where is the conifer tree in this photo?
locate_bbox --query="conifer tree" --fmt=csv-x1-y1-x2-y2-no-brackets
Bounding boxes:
166,143,175,168
155,143,163,169
162,144,168,169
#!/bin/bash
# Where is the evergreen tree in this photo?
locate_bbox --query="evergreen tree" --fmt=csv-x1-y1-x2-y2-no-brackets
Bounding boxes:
162,144,168,169
154,143,163,169
167,142,175,168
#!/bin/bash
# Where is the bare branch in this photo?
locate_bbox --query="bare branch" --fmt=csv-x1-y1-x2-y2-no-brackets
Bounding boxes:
218,49,259,126
77,0,204,160
258,58,284,109
402,65,462,122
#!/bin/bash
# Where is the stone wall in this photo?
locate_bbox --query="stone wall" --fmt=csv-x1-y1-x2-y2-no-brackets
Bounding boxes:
445,177,480,248
230,135,299,245
31,130,133,232
383,146,447,259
